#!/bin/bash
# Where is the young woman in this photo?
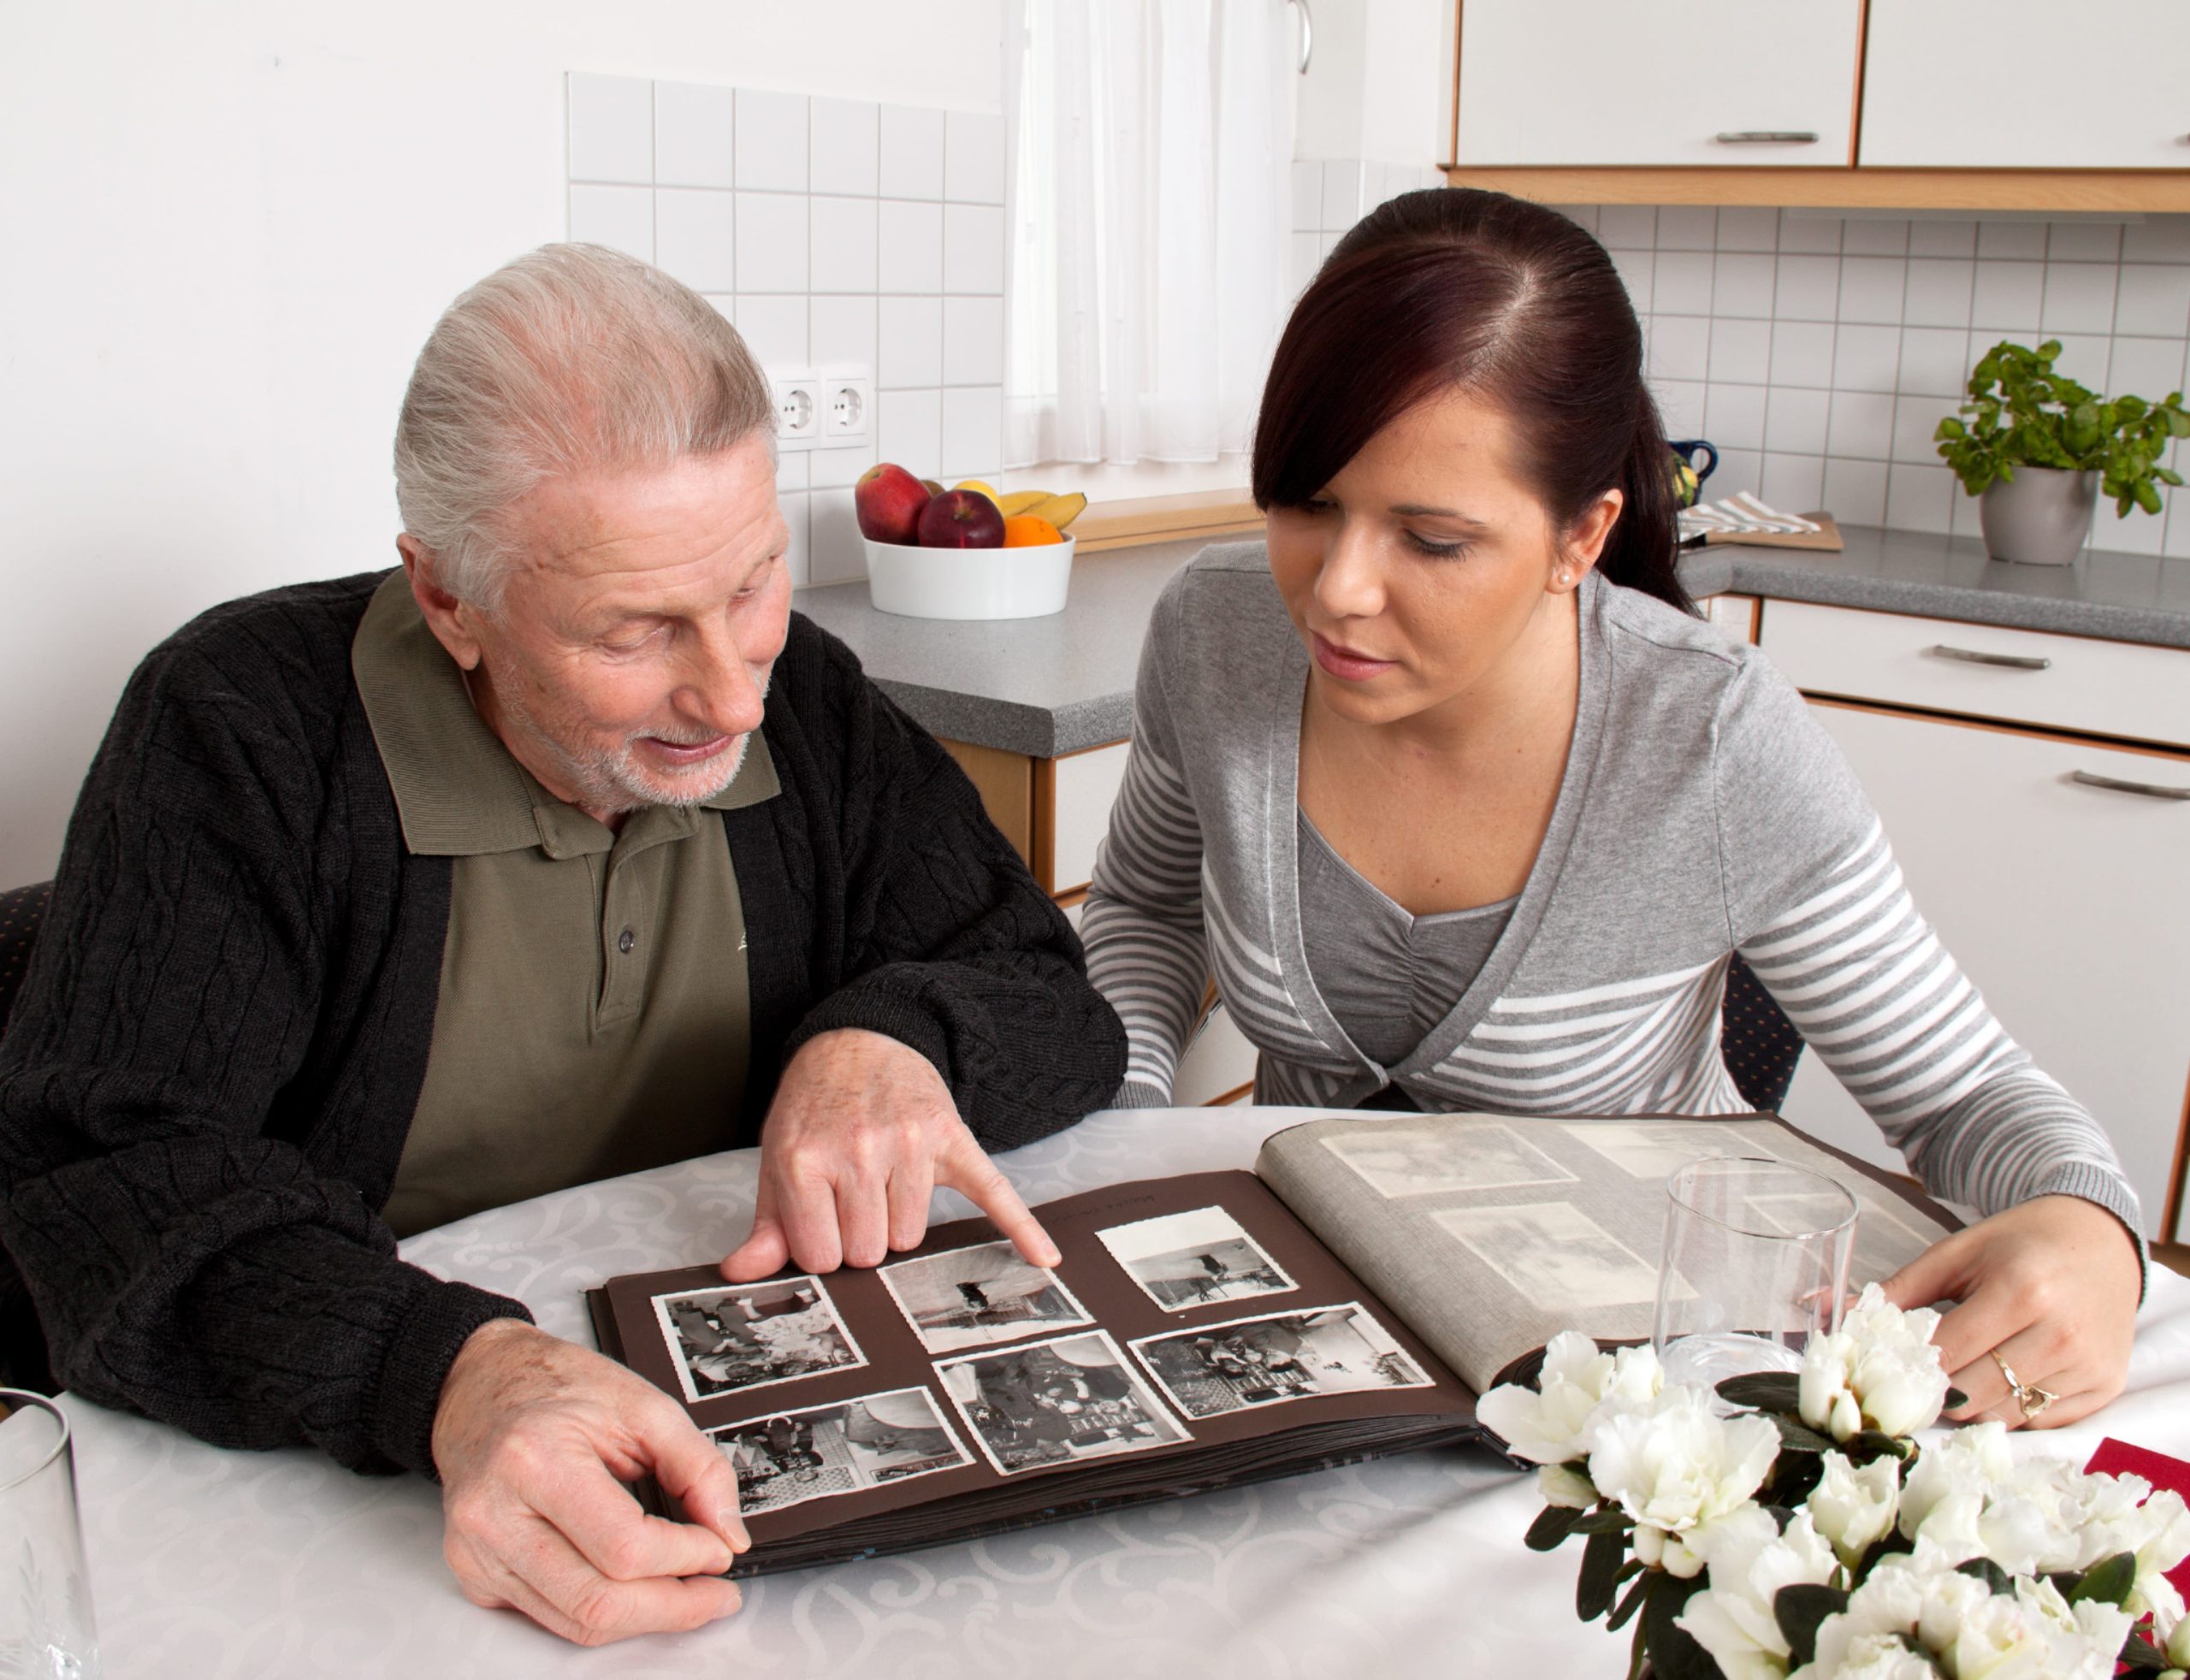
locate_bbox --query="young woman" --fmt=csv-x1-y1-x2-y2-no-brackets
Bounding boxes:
1080,189,2142,1430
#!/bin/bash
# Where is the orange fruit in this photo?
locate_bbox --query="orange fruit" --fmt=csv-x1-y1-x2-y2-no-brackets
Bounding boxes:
1002,514,1065,547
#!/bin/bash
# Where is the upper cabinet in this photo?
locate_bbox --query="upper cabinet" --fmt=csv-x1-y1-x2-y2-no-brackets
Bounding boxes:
1443,0,2190,207
1455,0,1863,168
1861,0,2190,169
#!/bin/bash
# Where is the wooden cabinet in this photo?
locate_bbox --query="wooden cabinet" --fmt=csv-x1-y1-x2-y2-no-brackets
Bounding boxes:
1756,609,2190,1241
1861,0,2190,169
946,732,1258,1109
1455,0,1862,168
1442,0,2190,207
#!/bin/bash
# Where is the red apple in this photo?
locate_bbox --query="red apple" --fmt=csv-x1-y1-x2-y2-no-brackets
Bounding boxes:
917,488,1005,548
855,462,932,545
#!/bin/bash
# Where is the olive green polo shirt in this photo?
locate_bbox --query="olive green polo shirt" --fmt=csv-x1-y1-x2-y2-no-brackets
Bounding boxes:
352,572,779,1237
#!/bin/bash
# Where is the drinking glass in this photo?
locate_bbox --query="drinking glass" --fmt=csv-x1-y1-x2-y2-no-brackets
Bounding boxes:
1653,1157,1856,1393
0,1390,101,1679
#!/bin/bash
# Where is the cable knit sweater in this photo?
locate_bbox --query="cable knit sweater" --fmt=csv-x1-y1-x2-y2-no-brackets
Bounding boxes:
0,571,1124,1478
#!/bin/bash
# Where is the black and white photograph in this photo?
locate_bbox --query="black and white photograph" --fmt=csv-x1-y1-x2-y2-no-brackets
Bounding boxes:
1562,1121,1788,1181
935,1331,1187,1476
1131,1303,1433,1420
1319,1121,1577,1198
877,1239,1095,1354
651,1276,867,1405
1749,1187,1938,1281
1095,1205,1298,1311
705,1387,973,1517
1432,1202,1666,1315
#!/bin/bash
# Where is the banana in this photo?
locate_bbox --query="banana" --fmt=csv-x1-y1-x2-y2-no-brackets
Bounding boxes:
1024,492,1086,530
996,489,1051,518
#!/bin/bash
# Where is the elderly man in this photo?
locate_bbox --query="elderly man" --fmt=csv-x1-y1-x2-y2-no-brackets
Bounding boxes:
0,244,1126,1643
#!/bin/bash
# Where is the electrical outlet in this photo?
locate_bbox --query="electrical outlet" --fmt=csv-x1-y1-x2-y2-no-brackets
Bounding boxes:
769,368,820,452
819,364,873,444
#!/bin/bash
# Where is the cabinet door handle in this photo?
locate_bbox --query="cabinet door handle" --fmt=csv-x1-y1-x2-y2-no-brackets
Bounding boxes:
2071,770,2190,801
1713,131,1820,145
1929,643,2051,671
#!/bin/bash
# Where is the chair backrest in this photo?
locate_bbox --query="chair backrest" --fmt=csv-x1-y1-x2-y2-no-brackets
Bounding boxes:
0,881,50,1037
1719,950,1805,1114
0,882,55,1392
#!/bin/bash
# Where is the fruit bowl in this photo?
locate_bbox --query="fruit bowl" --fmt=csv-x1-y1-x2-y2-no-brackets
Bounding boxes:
862,535,1075,620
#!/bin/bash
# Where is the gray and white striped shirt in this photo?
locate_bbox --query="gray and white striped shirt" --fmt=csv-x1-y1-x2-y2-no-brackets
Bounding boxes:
1081,543,2142,1247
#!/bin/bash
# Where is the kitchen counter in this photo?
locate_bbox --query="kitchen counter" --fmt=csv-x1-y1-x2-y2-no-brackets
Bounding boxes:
792,524,2190,757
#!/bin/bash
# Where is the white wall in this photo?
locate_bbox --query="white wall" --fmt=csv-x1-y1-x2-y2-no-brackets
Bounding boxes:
0,1,1003,886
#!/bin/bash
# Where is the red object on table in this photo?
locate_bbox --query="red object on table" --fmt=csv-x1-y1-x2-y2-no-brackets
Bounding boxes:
2086,1437,2190,1598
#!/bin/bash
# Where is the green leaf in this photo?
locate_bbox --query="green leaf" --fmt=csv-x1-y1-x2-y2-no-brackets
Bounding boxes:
1642,1572,1717,1680
2136,478,2163,515
2119,1632,2174,1671
1958,1556,2015,1595
1573,1507,1635,1535
1849,1429,1915,1461
1774,1583,1850,1670
1768,1412,1839,1454
1936,417,1968,441
1715,1372,1803,1411
1607,1565,1652,1632
2157,467,2182,487
2069,1551,2138,1609
1525,1502,1583,1552
1577,1526,1626,1622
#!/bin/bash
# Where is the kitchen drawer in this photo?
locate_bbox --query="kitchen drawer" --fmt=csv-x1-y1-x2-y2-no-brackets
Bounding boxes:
1703,595,1760,645
1757,601,2190,751
1045,739,1130,896
1173,1000,1258,1108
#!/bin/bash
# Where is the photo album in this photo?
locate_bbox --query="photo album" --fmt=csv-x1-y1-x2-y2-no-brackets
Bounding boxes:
586,1111,1958,1576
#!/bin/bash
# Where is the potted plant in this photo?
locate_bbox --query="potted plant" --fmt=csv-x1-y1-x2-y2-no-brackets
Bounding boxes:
1934,338,2190,566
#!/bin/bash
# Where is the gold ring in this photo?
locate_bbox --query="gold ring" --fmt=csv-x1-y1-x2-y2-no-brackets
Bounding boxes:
1990,1349,2057,1420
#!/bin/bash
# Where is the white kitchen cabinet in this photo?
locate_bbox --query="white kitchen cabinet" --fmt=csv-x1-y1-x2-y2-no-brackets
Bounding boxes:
1862,0,2190,169
1454,0,1862,167
1046,740,1130,896
1774,702,2190,1241
1173,1001,1259,1107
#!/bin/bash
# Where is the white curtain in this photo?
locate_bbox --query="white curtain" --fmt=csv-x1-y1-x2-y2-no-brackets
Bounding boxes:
1003,0,1296,468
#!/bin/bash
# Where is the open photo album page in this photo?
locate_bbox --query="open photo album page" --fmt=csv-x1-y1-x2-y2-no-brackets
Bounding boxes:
598,1168,1477,1548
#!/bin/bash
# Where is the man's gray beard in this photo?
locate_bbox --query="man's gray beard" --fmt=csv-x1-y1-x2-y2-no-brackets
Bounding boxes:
500,677,769,818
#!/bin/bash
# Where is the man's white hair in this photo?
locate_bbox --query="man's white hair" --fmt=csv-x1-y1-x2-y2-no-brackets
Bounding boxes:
393,242,776,610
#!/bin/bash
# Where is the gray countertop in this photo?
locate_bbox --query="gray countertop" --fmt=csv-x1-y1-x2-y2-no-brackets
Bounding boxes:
793,524,2190,758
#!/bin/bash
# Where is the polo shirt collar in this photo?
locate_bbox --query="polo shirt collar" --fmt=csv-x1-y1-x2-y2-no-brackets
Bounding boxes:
351,570,778,859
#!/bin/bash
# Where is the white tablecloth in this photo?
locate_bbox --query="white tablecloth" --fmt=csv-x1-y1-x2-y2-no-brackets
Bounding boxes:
63,1107,2190,1679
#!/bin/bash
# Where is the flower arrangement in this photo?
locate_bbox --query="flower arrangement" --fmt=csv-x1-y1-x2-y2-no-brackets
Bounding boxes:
1481,1286,2190,1678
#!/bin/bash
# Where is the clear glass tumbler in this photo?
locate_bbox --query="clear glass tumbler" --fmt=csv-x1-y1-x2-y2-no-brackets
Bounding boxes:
0,1390,101,1679
1653,1156,1857,1394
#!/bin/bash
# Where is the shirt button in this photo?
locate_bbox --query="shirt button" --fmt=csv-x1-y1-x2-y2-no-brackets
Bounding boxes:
617,927,636,955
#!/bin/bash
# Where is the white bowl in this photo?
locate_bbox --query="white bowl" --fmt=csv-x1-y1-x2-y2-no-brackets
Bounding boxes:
862,534,1075,620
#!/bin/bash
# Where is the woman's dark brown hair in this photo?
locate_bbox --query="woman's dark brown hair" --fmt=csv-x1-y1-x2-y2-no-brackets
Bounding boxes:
1252,188,1693,614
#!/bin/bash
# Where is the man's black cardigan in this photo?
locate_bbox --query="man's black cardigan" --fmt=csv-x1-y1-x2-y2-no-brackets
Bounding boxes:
0,572,1126,1479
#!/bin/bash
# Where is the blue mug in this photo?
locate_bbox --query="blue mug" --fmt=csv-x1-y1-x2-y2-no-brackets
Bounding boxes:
1668,438,1718,508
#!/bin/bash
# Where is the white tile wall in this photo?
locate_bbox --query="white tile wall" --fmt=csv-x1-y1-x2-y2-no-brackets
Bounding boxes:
1293,186,2190,556
565,74,1004,588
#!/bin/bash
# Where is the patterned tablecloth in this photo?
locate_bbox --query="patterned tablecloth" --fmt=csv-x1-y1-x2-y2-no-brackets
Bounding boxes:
63,1107,2190,1678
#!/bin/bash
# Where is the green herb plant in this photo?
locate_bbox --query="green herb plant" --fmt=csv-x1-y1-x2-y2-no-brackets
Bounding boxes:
1933,338,2190,516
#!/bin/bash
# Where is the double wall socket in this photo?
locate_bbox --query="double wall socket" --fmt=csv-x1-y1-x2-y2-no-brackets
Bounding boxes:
769,364,873,452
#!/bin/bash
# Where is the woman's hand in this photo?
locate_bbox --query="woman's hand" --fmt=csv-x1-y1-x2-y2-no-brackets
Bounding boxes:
1882,1193,2143,1430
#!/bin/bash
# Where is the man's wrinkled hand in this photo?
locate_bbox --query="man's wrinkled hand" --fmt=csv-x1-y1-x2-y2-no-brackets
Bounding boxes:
720,1027,1057,1281
432,1319,749,1646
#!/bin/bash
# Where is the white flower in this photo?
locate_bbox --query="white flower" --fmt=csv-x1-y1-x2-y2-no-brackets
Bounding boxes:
1797,1554,2126,1680
1810,1451,1901,1567
1898,1422,2016,1539
1477,1331,1663,1467
1807,1633,1941,1678
2066,1472,2190,1617
1677,1509,1838,1680
1536,1463,1596,1510
1586,1387,1779,1551
2168,1607,2190,1668
1799,1285,1950,1444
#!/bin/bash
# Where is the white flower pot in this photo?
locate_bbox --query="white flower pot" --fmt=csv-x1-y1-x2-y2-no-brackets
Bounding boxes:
862,535,1075,620
1977,465,2098,566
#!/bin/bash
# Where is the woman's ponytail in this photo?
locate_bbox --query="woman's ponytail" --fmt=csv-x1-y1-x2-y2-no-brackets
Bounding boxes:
1599,386,1693,615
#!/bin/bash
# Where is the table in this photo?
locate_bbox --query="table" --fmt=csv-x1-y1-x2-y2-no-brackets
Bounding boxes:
65,1108,2190,1678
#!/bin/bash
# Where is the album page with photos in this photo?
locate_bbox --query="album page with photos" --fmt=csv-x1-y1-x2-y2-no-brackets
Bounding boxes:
1253,1111,1959,1396
589,1169,1478,1574
587,1111,1956,1574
